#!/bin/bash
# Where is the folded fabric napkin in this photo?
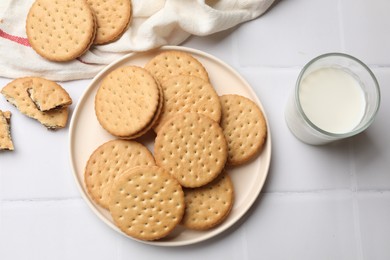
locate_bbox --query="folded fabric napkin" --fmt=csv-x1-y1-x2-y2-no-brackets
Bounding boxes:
0,0,274,81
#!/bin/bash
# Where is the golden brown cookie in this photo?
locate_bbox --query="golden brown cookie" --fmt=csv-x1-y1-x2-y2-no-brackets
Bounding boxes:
109,166,185,241
1,78,69,129
145,51,209,83
220,94,267,165
154,112,228,188
84,139,155,209
86,0,132,44
95,66,161,138
153,75,221,133
26,0,96,61
123,79,164,139
0,110,14,151
24,77,72,111
182,172,234,230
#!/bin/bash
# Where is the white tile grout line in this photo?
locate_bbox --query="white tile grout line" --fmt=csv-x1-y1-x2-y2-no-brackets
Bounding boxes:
117,237,123,260
240,225,250,260
348,138,365,260
0,200,2,240
1,189,390,205
113,228,124,260
261,189,390,195
337,0,346,52
0,197,83,206
237,65,390,72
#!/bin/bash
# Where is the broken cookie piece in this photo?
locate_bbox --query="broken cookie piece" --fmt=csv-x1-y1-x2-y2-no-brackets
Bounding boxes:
1,77,70,129
25,78,72,111
0,110,14,150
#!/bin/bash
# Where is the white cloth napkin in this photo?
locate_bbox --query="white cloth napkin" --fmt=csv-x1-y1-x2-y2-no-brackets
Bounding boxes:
0,0,274,81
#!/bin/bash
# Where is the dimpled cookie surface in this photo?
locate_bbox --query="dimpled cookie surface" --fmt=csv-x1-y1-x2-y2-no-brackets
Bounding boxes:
95,66,160,138
182,172,234,230
153,75,221,133
84,139,156,209
86,0,132,44
109,166,185,241
145,51,209,83
26,0,96,61
220,94,267,165
154,112,227,188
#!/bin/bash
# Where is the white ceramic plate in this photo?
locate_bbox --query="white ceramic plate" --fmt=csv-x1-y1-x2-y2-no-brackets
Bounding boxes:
69,46,271,246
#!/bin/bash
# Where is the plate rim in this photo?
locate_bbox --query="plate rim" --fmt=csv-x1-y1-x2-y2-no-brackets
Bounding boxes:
68,45,272,247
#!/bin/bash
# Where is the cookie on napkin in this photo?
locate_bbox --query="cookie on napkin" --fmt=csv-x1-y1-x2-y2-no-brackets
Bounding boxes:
26,0,97,61
86,0,132,45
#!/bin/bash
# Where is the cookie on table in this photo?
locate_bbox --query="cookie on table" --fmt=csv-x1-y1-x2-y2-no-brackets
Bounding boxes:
1,78,69,129
154,112,228,188
0,110,14,151
26,0,97,61
24,77,72,111
219,94,267,166
84,139,155,209
182,172,234,230
109,166,185,241
86,0,132,45
145,51,209,83
95,66,161,139
153,75,221,133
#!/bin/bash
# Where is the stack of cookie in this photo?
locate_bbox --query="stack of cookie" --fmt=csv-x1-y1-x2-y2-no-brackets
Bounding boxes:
25,0,132,62
85,50,267,241
84,139,185,241
148,51,266,230
94,66,163,139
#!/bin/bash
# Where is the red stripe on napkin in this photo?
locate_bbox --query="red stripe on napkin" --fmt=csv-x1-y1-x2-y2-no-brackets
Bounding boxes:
0,29,31,47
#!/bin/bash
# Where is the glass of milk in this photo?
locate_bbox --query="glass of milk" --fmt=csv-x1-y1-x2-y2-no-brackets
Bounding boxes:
285,53,380,145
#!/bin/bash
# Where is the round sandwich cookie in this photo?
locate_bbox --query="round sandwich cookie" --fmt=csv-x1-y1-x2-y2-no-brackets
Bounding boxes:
84,139,155,209
95,66,161,138
86,0,132,44
26,0,96,61
124,79,164,139
109,166,185,241
219,94,267,166
154,112,228,188
182,171,234,230
145,51,209,83
153,75,221,133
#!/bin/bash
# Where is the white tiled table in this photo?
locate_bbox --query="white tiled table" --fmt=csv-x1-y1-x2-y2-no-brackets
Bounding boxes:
1,0,390,259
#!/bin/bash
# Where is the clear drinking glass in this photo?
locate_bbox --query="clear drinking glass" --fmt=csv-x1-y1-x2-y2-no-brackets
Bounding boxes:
285,53,381,145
